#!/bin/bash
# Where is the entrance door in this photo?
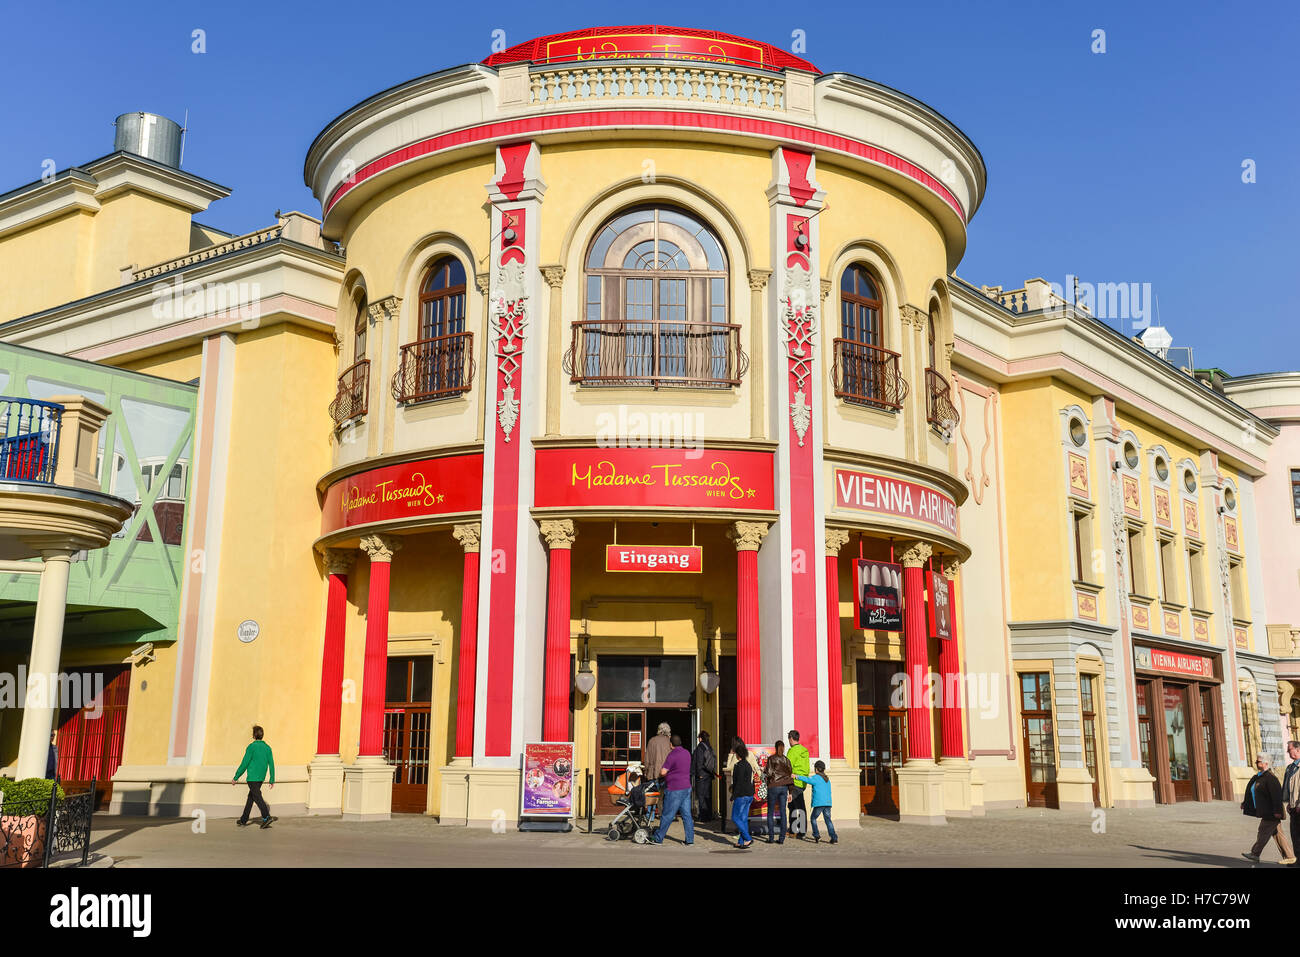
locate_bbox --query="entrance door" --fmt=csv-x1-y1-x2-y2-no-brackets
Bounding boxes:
55,665,130,810
383,656,433,814
1135,681,1155,780
1019,672,1059,808
1199,686,1222,800
596,709,645,815
1163,683,1195,802
856,660,906,815
1080,674,1102,807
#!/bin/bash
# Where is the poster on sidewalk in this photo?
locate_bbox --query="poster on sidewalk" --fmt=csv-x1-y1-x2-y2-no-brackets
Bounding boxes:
928,568,953,640
745,745,774,818
854,559,903,632
520,741,576,818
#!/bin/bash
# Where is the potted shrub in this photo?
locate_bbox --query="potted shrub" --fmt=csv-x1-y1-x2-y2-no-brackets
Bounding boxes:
0,777,64,868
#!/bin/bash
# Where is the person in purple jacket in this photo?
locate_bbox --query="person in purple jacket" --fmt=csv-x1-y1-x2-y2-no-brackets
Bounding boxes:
651,735,694,845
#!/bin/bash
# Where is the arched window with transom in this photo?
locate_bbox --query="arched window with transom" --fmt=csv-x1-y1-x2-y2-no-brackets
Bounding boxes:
572,206,740,389
834,264,905,410
392,256,473,404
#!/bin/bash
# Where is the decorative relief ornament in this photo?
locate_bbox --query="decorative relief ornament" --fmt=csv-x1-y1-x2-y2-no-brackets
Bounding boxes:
452,522,482,553
782,262,818,446
360,533,403,563
825,527,851,556
747,268,771,292
541,265,565,288
323,547,355,576
367,296,402,325
540,518,577,549
727,521,770,552
900,541,933,568
1110,470,1129,607
942,559,960,581
1216,516,1233,621
489,259,529,442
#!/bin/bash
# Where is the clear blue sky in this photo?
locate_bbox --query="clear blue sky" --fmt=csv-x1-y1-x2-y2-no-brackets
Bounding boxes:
3,0,1295,373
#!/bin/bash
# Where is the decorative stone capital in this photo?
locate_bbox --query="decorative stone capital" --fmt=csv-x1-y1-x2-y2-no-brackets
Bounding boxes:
727,521,770,552
820,277,832,302
825,527,851,556
323,548,356,576
899,540,933,568
366,296,402,324
360,534,403,563
541,265,565,288
540,519,577,550
944,341,955,360
332,330,343,351
747,268,772,292
900,304,927,330
942,559,960,581
474,272,491,295
452,523,482,554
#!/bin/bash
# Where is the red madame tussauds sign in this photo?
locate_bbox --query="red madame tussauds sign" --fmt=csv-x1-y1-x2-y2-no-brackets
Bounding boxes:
534,447,775,510
544,33,767,68
320,454,484,535
834,467,958,534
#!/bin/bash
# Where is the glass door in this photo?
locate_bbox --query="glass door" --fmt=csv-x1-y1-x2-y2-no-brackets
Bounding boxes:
1080,674,1101,807
1020,672,1059,808
382,656,433,813
596,709,645,815
1199,686,1222,800
1164,683,1194,802
856,660,906,815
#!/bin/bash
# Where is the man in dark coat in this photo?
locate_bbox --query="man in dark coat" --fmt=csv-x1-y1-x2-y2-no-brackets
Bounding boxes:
690,731,717,821
1241,752,1296,864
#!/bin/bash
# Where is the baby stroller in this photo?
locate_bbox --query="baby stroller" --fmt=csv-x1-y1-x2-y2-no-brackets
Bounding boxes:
605,766,661,844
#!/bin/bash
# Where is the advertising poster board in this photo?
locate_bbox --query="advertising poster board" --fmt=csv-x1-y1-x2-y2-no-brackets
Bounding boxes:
520,741,576,818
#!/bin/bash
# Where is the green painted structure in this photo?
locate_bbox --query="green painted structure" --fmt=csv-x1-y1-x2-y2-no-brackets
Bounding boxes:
0,343,197,648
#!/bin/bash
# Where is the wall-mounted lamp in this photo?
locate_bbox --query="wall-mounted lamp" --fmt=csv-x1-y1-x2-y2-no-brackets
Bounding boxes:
699,648,719,696
574,624,595,696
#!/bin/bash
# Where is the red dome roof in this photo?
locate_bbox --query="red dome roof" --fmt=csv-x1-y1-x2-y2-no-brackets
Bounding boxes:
483,25,819,74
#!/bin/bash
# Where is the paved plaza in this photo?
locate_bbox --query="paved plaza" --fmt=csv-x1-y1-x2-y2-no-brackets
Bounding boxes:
83,799,1295,868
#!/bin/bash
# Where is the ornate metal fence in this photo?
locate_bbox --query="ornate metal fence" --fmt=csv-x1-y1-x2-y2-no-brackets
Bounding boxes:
0,397,63,484
0,780,95,868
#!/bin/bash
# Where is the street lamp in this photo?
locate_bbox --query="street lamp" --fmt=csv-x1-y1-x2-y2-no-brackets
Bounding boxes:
699,649,719,696
574,626,595,696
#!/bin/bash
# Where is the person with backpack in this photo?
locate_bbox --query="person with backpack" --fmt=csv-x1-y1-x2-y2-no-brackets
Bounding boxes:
795,760,838,845
231,725,277,829
691,731,718,822
786,729,810,838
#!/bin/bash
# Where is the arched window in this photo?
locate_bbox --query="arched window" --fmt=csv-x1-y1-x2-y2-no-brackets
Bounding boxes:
834,265,904,410
575,207,737,388
353,294,368,362
927,305,938,370
394,256,472,403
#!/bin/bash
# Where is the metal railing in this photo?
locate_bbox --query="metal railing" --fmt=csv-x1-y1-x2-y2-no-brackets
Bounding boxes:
391,332,474,404
926,368,960,431
0,397,63,484
832,340,908,411
329,360,370,427
132,224,284,281
564,319,747,389
0,780,95,868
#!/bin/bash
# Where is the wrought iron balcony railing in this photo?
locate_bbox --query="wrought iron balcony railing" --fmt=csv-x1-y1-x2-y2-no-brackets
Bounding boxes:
329,360,370,428
926,368,960,431
564,319,747,390
0,398,63,485
391,332,474,404
832,340,908,411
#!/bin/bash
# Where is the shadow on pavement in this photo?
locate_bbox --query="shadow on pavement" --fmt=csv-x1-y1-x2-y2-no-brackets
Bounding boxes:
1127,843,1255,867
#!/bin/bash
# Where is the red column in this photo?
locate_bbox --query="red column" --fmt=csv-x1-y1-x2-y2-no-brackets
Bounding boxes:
452,523,481,758
358,534,401,757
902,542,933,761
541,520,576,741
315,549,354,755
824,529,850,760
730,522,769,745
938,565,965,759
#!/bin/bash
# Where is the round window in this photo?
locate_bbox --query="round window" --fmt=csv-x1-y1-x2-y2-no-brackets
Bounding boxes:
1184,470,1197,493
1224,487,1236,511
1155,458,1169,482
1069,419,1087,447
1123,443,1139,469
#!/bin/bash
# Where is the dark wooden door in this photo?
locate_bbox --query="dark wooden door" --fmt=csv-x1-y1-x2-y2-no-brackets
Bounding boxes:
55,665,130,810
1019,671,1059,808
856,660,906,815
1163,683,1195,802
1199,686,1222,800
1080,674,1101,806
382,657,433,813
596,709,645,815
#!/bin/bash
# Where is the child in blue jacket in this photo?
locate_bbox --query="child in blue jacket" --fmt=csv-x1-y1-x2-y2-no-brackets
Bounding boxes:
795,760,837,845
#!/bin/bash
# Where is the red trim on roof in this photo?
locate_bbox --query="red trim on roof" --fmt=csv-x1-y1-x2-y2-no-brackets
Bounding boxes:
483,25,819,74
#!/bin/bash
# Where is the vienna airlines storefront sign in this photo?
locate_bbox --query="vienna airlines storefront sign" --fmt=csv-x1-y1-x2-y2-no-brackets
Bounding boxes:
1134,645,1217,681
320,453,484,535
833,467,958,535
534,447,775,510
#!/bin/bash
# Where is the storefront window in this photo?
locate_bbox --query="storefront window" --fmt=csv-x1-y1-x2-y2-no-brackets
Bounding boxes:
1136,682,1153,772
1164,684,1192,797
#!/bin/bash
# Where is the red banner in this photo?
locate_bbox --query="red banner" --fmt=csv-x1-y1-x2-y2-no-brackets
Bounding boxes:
320,453,484,535
1135,645,1215,680
544,32,766,68
853,559,903,632
928,569,954,641
605,544,702,573
534,447,775,510
833,467,958,534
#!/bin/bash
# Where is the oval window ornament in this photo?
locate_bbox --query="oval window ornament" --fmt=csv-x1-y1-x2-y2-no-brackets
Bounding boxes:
237,620,260,643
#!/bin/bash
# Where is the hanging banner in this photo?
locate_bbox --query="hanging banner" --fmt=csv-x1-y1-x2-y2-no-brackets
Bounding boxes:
520,741,576,818
928,569,953,641
854,559,903,632
605,544,703,573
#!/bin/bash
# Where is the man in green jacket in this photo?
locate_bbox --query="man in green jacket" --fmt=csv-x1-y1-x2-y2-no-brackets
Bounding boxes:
231,725,277,829
787,729,811,839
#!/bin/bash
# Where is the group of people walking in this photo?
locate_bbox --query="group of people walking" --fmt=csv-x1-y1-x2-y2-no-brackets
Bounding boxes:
643,724,837,849
1240,741,1300,866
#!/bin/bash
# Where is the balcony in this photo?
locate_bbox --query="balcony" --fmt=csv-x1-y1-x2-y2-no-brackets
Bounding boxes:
926,368,959,431
832,340,908,411
0,398,62,485
564,320,747,390
329,359,370,427
391,332,474,405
